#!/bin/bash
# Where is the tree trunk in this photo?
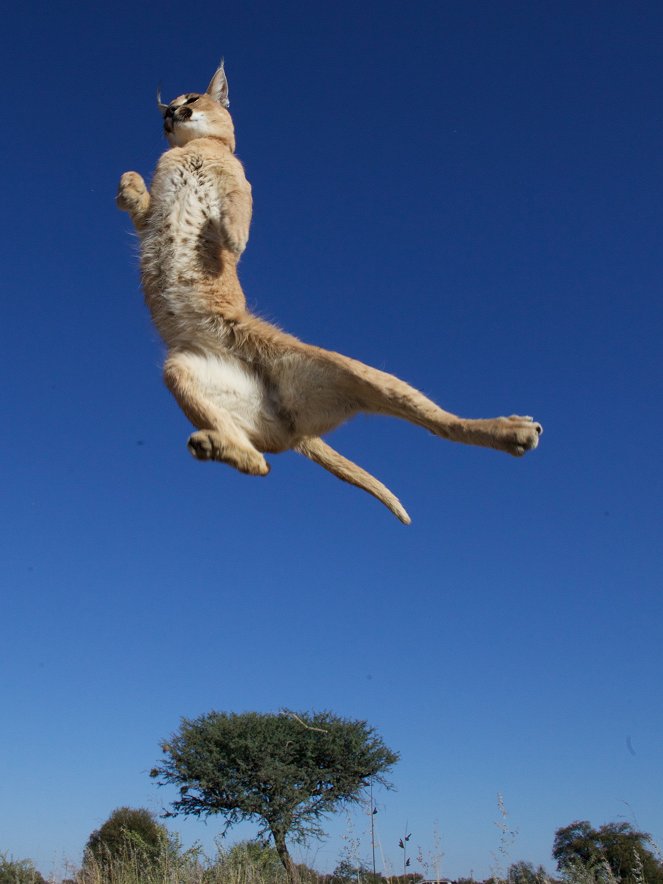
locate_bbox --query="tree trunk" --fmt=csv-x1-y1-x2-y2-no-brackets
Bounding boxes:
273,831,298,884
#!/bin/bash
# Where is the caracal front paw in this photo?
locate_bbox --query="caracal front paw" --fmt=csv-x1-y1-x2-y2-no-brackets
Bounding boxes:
187,430,270,476
223,219,250,256
116,171,149,214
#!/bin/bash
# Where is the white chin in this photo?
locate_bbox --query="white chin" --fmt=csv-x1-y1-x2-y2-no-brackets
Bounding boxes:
168,122,207,147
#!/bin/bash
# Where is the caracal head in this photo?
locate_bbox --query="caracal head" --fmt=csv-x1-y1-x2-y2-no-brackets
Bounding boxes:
157,61,236,151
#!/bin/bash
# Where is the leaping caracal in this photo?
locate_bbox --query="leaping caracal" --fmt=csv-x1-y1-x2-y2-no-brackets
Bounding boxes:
117,62,542,524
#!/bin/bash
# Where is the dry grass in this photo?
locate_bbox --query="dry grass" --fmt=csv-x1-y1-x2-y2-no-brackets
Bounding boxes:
70,838,290,884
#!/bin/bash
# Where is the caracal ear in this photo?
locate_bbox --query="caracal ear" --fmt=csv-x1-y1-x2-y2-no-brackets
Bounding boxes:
206,60,230,108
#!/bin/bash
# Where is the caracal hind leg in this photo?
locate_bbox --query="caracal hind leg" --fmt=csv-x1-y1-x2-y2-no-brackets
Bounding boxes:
315,351,542,456
445,414,542,456
116,171,151,232
164,353,269,476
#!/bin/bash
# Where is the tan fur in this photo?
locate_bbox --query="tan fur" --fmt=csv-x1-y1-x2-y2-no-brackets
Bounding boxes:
117,63,542,524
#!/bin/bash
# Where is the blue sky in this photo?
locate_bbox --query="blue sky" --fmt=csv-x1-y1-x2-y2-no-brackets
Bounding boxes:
2,0,662,879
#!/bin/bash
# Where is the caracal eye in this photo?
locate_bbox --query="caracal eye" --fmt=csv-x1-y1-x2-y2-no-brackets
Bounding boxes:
184,96,199,105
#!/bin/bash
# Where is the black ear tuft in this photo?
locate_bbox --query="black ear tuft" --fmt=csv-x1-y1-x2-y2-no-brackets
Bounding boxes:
156,84,168,116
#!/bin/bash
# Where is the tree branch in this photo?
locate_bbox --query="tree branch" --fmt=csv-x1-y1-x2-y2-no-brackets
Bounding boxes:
283,711,330,734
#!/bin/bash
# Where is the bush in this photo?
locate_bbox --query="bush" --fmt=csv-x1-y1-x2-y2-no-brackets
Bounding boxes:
508,861,551,884
0,853,47,884
82,806,178,881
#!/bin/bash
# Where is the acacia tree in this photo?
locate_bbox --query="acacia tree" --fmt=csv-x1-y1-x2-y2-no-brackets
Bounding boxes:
150,710,399,882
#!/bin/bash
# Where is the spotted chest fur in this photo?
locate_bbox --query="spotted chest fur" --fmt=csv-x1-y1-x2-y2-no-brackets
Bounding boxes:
138,139,251,345
143,148,234,283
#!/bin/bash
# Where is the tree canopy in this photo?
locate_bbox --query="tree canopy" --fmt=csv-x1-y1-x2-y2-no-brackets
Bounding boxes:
553,820,663,884
150,709,399,881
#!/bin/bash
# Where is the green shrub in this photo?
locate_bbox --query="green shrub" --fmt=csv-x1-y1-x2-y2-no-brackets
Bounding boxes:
86,807,169,861
0,852,47,884
82,806,179,881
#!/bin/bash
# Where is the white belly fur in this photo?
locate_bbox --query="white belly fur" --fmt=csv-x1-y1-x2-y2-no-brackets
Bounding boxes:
175,350,288,450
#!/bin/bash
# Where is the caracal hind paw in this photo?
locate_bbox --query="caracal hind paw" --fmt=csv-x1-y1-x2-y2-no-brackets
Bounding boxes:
187,430,270,476
497,415,543,456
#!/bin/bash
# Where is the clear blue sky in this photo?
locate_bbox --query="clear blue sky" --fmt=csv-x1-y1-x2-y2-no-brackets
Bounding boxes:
2,1,662,879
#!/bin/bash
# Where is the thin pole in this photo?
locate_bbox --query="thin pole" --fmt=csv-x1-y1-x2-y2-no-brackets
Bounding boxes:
370,781,376,876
